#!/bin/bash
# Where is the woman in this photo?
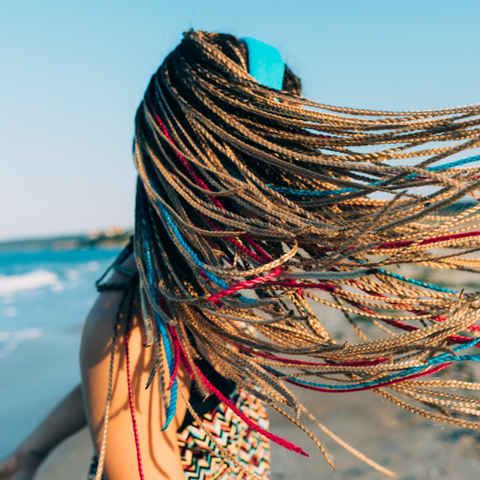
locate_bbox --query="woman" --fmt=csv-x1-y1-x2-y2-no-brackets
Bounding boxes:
2,30,480,479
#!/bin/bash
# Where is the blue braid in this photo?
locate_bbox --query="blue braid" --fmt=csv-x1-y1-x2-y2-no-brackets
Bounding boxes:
428,155,480,172
452,336,480,352
353,257,458,294
262,337,480,391
159,204,228,288
158,203,258,304
140,193,178,429
269,154,480,196
154,313,178,430
269,185,362,196
377,268,458,294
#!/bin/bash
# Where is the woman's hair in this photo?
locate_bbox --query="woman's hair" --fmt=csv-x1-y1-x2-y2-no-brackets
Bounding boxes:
184,32,302,95
121,29,480,475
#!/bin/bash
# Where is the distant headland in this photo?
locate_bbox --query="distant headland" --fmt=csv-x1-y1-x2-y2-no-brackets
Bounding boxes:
0,226,133,251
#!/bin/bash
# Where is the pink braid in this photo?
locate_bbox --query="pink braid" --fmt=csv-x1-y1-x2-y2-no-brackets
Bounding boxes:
125,318,145,480
268,363,450,393
169,327,309,457
207,267,282,302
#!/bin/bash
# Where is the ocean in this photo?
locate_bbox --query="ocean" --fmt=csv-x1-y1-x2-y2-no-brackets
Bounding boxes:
0,248,121,459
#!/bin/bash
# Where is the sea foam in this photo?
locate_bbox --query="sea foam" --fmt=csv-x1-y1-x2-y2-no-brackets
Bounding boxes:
0,269,61,296
0,328,43,359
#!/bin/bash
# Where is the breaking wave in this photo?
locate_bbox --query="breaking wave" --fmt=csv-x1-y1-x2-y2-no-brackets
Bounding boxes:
0,270,61,296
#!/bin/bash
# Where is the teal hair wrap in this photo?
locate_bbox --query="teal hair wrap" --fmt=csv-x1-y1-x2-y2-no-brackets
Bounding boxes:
240,37,285,90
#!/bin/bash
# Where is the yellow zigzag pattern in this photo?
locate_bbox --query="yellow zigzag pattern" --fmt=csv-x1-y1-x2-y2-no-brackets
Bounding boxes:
178,386,270,480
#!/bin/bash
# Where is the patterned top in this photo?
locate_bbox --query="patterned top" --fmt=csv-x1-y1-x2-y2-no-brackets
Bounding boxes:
88,385,270,480
178,385,270,479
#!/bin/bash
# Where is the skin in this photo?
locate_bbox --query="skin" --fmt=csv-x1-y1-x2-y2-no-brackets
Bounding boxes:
0,385,86,480
0,255,191,480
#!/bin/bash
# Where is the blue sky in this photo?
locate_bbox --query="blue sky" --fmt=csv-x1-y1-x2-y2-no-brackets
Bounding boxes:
1,0,479,240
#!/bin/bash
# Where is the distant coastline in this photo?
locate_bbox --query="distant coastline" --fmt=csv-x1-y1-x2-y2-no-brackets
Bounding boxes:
0,226,132,251
0,201,476,252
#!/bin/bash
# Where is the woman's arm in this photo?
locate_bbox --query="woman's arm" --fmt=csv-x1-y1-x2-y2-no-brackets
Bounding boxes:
80,256,189,480
0,384,86,480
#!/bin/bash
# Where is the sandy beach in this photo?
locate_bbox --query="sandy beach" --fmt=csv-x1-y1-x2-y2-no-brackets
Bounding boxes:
35,384,480,480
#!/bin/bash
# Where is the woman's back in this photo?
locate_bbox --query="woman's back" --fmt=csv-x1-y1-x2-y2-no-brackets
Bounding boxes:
81,255,190,479
81,253,270,479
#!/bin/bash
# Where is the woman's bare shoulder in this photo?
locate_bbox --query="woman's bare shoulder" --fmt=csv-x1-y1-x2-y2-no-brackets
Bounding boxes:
79,253,188,480
80,253,137,365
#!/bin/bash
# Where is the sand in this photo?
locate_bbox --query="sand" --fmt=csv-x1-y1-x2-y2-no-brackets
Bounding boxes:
34,383,480,480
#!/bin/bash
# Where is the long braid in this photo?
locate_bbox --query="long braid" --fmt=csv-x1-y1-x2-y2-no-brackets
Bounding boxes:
127,29,480,475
